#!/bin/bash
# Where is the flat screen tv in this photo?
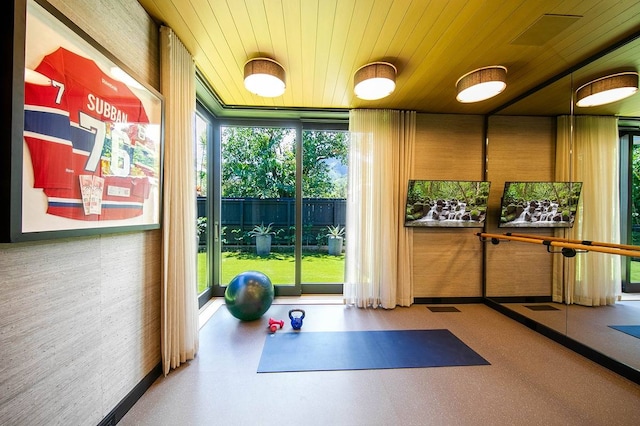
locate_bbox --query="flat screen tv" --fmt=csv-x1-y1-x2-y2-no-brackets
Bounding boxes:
404,180,491,228
499,181,582,228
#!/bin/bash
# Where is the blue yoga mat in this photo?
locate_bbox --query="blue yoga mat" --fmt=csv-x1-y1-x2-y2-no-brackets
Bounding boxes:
609,325,640,339
257,329,490,373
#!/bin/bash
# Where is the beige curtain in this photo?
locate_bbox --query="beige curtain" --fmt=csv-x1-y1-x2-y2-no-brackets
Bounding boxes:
160,26,199,374
344,109,415,309
553,115,621,306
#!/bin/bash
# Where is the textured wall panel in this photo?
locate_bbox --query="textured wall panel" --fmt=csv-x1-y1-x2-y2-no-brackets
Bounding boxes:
412,114,485,297
485,115,556,297
100,231,161,415
50,0,160,90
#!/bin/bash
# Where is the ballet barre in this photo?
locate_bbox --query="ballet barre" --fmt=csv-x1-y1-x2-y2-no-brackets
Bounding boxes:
476,232,640,258
506,232,640,252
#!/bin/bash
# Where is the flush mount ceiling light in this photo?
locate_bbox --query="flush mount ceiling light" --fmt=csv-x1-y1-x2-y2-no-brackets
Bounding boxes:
456,65,507,103
353,62,397,100
575,72,639,107
243,58,286,97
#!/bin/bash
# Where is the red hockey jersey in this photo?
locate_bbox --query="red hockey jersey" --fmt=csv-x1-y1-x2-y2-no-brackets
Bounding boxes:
24,47,154,221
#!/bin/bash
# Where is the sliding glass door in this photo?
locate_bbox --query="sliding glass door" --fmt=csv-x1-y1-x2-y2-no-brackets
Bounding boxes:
300,129,348,292
200,117,348,297
218,124,299,295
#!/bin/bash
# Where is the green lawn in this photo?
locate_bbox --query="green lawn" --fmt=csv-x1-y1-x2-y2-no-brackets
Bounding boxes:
631,260,640,282
198,250,345,293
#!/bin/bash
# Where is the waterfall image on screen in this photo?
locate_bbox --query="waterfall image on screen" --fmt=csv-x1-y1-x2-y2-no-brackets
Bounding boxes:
404,180,491,228
499,181,582,228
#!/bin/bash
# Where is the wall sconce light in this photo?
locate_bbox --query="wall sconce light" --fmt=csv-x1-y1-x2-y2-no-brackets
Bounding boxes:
456,66,507,103
575,72,639,107
244,58,286,97
353,62,397,100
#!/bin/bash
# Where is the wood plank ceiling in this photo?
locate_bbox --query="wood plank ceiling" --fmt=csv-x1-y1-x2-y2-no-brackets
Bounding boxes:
137,0,640,117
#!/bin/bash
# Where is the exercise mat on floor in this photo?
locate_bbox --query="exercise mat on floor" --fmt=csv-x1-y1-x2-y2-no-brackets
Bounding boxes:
609,325,640,339
257,329,490,373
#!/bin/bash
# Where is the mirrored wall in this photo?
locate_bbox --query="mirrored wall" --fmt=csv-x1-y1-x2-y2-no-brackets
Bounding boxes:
485,32,640,381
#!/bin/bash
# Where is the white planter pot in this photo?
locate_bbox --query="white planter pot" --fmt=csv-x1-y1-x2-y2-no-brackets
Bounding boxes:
328,236,343,255
255,234,272,256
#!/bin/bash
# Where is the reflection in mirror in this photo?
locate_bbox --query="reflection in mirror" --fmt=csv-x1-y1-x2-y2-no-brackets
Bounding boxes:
487,33,640,381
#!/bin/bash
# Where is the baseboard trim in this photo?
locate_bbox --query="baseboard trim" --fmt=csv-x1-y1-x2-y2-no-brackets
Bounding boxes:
414,297,484,304
483,298,640,386
97,362,162,426
487,296,552,304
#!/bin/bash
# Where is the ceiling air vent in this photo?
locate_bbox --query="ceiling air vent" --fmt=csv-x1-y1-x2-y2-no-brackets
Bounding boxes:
511,14,582,46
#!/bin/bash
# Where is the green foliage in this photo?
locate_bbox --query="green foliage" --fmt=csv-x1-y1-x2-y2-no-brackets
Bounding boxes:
502,182,581,212
302,130,348,198
406,181,490,205
231,228,249,244
221,127,348,199
326,225,345,237
248,222,276,237
196,217,207,236
221,127,295,198
196,131,208,196
502,182,581,205
406,181,490,220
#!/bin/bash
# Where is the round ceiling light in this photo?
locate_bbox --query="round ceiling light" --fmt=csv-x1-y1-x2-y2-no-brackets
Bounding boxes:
456,66,507,103
575,72,639,107
353,62,397,100
244,58,286,97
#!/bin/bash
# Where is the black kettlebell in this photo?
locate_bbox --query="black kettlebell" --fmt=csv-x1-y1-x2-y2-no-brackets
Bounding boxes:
288,309,305,330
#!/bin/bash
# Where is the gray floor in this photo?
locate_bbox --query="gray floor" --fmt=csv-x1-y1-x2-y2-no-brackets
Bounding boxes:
121,299,640,426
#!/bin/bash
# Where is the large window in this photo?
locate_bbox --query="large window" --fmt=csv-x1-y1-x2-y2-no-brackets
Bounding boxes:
194,111,348,298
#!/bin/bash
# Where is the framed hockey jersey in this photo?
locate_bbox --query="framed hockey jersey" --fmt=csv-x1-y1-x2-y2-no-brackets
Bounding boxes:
1,0,164,242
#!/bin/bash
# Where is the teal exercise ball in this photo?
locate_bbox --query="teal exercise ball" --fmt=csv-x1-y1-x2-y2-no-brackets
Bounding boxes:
225,271,274,321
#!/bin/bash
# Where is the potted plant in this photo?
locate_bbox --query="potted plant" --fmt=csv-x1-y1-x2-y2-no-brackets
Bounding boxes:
326,225,345,255
248,222,275,256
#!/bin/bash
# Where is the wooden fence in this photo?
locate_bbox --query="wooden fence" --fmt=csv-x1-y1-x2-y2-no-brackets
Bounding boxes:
197,197,346,246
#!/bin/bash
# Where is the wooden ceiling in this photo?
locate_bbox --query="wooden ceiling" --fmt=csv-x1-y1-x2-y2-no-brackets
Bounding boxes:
137,0,640,117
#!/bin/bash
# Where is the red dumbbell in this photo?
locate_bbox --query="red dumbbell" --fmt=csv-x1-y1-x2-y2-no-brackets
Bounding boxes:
268,317,284,333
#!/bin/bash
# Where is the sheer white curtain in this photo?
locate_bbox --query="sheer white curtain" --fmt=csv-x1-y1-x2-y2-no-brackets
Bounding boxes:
344,109,415,309
160,26,199,374
553,115,621,306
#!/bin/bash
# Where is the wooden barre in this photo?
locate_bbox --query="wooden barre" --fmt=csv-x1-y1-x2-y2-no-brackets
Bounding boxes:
507,232,640,252
476,232,640,258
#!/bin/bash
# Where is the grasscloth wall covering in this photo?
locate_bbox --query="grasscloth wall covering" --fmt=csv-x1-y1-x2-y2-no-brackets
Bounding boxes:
412,114,485,298
485,115,556,297
0,0,160,424
410,114,556,299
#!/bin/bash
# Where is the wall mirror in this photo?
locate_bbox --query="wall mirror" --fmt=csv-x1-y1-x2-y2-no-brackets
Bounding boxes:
487,32,640,381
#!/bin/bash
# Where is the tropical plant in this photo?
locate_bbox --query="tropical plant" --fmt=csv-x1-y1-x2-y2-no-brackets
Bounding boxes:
326,225,345,238
248,222,276,256
248,222,276,237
